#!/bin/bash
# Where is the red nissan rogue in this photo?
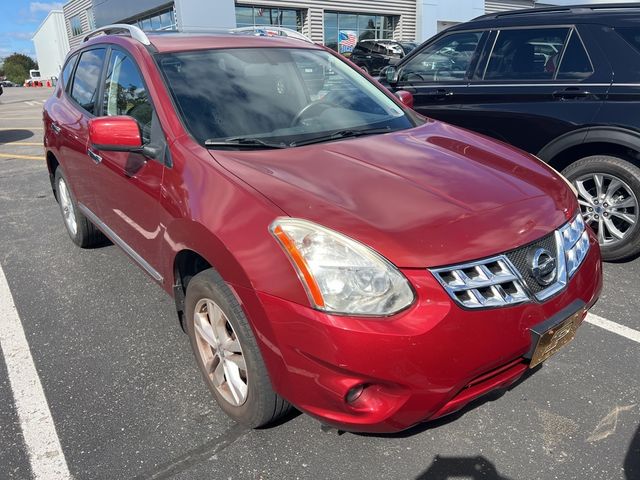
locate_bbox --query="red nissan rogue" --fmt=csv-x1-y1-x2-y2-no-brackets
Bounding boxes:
43,25,602,433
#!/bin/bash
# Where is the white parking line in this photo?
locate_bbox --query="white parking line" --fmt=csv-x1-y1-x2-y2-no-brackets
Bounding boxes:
0,265,71,479
585,312,640,344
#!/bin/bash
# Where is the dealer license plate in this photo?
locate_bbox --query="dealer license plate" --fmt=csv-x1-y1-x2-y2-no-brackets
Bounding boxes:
529,310,583,368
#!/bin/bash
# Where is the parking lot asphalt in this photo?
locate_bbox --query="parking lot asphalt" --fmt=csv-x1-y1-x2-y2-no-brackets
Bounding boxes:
0,87,639,480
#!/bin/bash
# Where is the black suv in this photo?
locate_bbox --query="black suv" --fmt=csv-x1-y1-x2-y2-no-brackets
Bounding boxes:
350,40,416,75
382,4,640,261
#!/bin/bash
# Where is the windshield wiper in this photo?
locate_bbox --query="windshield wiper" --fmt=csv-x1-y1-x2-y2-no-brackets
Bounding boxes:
204,137,287,149
290,127,394,147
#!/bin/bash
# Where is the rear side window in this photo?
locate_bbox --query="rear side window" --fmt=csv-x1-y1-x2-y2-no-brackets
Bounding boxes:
616,27,640,54
557,31,593,80
61,54,78,90
70,48,106,114
399,31,482,83
485,28,569,80
102,50,153,143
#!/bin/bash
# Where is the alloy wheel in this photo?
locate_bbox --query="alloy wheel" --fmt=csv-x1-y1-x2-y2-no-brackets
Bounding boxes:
573,173,638,246
193,298,248,406
58,177,77,236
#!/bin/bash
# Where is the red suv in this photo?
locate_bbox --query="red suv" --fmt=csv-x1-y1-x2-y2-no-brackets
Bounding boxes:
44,25,602,433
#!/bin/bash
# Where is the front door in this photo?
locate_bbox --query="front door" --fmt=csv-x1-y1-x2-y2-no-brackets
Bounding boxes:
391,30,488,125
455,26,612,155
88,47,167,280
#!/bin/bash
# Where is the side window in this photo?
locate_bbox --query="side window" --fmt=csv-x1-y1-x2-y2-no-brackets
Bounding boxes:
484,28,569,81
557,31,594,80
102,50,153,143
617,27,640,54
61,54,78,91
70,48,106,114
380,43,403,58
352,44,367,55
399,32,482,83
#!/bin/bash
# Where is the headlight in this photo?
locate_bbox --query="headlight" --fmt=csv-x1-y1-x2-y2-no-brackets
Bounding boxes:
270,218,415,316
561,213,590,277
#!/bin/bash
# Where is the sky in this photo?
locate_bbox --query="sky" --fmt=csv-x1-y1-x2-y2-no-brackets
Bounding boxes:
0,1,64,61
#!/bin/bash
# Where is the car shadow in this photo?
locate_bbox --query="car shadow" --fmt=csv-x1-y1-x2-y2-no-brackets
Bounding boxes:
0,129,37,144
625,423,640,479
416,455,512,480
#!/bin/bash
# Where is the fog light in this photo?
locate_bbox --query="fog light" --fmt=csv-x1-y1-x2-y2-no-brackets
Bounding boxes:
346,385,365,404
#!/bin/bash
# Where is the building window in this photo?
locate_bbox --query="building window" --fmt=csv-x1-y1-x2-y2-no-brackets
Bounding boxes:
86,8,95,31
324,12,399,54
135,8,176,31
235,5,304,32
70,14,83,36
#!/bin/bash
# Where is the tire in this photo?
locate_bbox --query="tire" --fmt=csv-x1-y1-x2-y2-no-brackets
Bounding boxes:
562,155,640,261
54,168,105,248
184,268,291,428
360,65,369,74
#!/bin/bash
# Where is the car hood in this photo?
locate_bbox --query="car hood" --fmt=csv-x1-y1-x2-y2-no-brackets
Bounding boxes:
210,121,576,267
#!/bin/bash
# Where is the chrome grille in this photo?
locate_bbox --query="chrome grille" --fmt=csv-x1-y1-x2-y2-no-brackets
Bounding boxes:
431,256,529,309
505,232,557,296
430,214,590,309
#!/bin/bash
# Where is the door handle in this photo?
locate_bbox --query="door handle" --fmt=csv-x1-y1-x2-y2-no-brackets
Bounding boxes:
87,148,102,164
50,123,61,134
552,87,590,100
427,89,454,99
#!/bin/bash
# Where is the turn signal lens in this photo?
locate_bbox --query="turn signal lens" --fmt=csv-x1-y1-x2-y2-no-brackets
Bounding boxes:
562,214,590,277
270,218,415,316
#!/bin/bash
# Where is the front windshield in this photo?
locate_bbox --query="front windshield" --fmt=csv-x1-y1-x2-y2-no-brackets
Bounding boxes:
157,47,415,148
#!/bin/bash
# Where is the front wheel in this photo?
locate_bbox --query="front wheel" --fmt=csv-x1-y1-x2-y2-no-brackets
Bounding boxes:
562,155,640,261
184,268,291,428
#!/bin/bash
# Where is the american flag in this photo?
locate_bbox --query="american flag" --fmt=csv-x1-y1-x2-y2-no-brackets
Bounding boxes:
338,31,357,53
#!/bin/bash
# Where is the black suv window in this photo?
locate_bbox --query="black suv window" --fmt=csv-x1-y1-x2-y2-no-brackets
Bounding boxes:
400,31,482,83
616,27,640,54
485,28,569,81
102,49,153,143
353,44,369,55
70,48,106,114
557,30,593,80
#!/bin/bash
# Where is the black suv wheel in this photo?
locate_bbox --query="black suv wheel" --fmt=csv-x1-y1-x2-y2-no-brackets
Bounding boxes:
563,155,640,261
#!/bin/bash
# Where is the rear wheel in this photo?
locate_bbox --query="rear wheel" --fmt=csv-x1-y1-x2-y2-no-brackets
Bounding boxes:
185,268,291,428
562,155,640,261
54,168,105,248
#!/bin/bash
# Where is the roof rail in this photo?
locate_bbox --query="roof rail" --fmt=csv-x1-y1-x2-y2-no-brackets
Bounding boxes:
474,2,640,21
230,26,313,43
83,23,151,46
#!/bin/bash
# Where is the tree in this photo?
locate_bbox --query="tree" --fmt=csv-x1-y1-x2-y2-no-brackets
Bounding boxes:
3,53,38,84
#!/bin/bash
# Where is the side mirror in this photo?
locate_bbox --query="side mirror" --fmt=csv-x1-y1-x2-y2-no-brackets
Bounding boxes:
385,65,399,85
88,116,143,152
395,90,414,109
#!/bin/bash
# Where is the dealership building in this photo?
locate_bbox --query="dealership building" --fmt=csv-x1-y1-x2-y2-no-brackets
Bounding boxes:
32,0,556,76
60,0,545,49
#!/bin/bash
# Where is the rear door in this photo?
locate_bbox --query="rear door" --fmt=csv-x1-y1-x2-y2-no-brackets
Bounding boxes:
57,47,107,213
87,47,166,279
456,25,612,155
391,30,487,124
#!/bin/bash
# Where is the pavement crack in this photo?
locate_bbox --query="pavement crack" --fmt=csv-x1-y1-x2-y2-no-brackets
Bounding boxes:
132,423,249,479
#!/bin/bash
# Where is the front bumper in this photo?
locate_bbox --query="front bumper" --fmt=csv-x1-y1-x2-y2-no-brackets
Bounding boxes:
239,233,602,433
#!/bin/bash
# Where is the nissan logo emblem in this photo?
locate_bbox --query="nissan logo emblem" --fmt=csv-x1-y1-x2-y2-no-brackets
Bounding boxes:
530,248,557,287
